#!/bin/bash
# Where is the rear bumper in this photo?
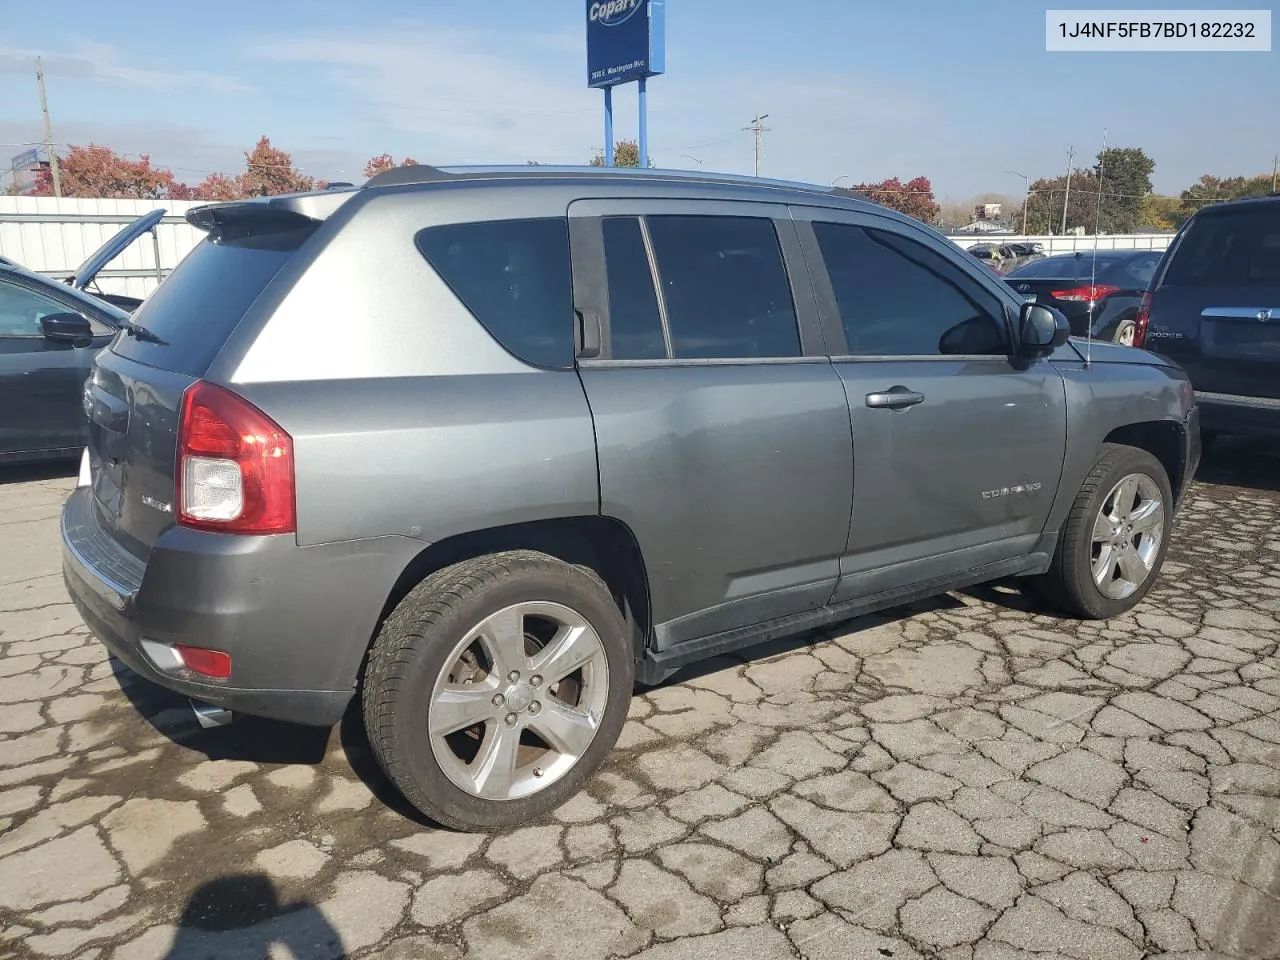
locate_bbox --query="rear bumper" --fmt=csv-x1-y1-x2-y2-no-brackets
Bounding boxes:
61,487,421,726
1196,391,1280,439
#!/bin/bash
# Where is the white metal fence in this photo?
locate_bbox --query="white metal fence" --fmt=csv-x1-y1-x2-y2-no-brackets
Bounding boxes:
948,233,1174,255
0,197,204,300
0,197,1178,301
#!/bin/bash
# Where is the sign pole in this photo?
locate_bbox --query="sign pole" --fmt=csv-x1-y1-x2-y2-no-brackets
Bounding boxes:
587,0,662,168
604,86,615,167
638,78,648,169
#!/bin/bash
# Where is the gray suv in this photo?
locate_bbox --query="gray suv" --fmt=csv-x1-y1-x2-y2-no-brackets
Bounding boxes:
62,166,1200,830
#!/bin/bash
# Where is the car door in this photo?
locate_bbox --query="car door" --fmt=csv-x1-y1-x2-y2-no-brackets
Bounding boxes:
568,199,853,651
791,208,1069,601
0,277,112,459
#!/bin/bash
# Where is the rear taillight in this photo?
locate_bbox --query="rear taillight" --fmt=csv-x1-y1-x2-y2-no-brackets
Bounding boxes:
1049,284,1121,302
176,381,295,534
1133,292,1153,348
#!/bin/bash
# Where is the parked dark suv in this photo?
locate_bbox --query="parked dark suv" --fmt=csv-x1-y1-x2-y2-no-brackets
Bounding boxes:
62,166,1199,830
1137,194,1280,443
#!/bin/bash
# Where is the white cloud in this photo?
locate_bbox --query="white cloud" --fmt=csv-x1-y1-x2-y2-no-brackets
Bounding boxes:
0,120,247,181
0,39,250,94
246,25,938,182
247,27,600,165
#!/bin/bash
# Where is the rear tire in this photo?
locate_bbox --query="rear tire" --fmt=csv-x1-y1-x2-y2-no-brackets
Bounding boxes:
1113,318,1138,345
363,550,633,830
1036,443,1173,619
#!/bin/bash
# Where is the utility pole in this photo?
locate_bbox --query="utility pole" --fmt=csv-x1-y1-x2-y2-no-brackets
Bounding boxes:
745,113,770,177
1007,170,1030,234
1059,145,1076,235
35,58,62,198
1272,154,1278,192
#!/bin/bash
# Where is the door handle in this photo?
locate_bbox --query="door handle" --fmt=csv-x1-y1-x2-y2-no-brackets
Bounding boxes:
575,308,602,360
865,387,925,409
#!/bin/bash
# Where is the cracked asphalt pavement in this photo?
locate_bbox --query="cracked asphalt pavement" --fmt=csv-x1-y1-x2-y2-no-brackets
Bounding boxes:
1,445,1279,960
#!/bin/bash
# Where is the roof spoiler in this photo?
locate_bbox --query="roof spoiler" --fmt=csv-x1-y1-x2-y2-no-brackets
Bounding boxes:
187,190,357,233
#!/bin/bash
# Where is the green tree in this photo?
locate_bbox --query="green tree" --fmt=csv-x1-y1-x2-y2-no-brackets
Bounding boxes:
590,139,649,168
1174,173,1275,226
1016,170,1101,234
1139,195,1181,231
1094,147,1155,233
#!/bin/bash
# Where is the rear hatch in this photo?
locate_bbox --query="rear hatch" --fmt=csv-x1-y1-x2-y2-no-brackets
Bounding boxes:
84,205,321,563
1146,200,1280,398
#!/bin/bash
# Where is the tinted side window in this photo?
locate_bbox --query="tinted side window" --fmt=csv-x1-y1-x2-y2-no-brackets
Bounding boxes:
601,217,666,360
0,280,66,337
814,222,1006,356
417,218,574,368
1164,207,1280,288
645,216,801,360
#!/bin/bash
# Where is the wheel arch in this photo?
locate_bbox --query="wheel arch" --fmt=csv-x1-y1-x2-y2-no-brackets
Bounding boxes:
1103,419,1186,502
366,516,652,678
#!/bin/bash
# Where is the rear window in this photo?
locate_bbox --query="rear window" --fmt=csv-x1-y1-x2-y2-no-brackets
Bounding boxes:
1164,206,1280,288
1007,253,1162,286
1007,256,1117,280
112,228,311,376
416,218,574,368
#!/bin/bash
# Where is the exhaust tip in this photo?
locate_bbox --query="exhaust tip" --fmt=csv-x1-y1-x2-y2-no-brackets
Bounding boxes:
190,700,232,729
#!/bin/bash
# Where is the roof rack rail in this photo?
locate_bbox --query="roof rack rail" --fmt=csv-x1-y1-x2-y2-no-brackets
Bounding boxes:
365,164,458,188
361,163,838,197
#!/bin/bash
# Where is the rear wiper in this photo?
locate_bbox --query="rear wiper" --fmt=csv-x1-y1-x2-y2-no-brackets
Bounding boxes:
117,320,167,345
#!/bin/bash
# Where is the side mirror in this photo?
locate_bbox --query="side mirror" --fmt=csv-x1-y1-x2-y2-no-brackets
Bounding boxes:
1018,302,1070,355
40,312,94,345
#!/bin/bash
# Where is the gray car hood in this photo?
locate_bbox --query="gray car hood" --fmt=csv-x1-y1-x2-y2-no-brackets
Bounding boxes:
1053,337,1176,367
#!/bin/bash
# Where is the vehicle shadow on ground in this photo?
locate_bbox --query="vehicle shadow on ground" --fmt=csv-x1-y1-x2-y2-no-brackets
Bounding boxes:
664,593,969,688
0,459,77,486
109,658,332,765
160,874,344,960
1195,436,1280,493
337,702,444,827
107,657,442,826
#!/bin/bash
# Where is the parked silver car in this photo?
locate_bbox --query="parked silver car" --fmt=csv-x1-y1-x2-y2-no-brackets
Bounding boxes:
62,166,1199,830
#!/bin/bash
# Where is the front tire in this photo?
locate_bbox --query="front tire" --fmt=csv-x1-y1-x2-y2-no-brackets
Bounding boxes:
1037,444,1173,619
363,550,633,830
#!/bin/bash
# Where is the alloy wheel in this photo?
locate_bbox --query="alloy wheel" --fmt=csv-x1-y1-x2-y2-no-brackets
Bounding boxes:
1090,473,1164,599
428,601,609,801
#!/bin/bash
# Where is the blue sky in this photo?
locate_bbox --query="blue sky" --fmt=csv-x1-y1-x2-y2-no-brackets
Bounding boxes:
0,0,1276,201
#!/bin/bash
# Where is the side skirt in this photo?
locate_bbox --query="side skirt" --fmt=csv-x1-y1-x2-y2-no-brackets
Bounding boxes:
635,553,1052,685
